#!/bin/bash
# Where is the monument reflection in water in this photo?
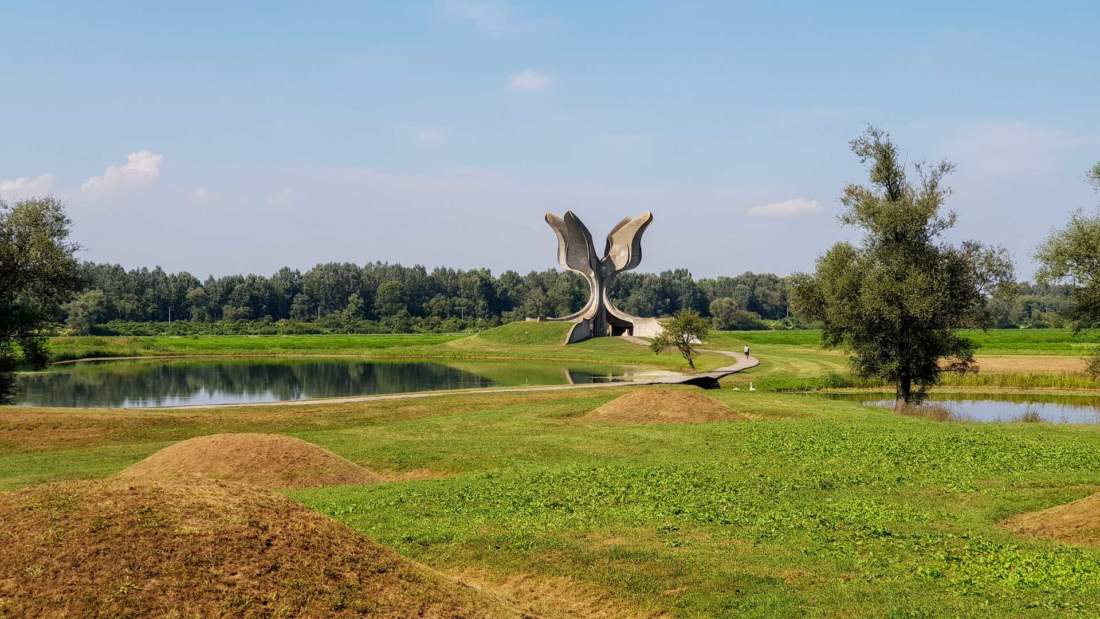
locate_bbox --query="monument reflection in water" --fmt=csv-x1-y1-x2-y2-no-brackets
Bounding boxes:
15,358,634,408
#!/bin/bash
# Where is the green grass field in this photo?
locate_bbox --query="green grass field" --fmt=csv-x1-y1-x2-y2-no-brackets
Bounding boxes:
4,385,1100,616
45,332,464,362
710,328,1100,356
7,324,1100,615
45,322,733,373
45,325,1100,365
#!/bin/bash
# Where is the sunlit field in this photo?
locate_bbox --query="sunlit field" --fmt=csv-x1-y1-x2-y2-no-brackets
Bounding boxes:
5,326,1100,615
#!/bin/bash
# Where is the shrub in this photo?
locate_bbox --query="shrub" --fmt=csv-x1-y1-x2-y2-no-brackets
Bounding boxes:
1088,351,1100,380
710,302,767,330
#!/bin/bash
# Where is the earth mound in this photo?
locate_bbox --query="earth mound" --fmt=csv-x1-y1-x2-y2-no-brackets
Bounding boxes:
0,479,512,618
117,433,382,489
1002,492,1100,546
581,388,743,424
473,320,572,346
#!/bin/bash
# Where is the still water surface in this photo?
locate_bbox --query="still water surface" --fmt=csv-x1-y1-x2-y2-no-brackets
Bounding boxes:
825,393,1100,424
14,358,637,408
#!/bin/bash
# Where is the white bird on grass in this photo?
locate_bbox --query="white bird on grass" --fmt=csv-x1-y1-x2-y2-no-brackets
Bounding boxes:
748,382,756,392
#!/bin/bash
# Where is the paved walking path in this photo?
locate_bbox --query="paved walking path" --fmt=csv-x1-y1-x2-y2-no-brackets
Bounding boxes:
618,336,759,388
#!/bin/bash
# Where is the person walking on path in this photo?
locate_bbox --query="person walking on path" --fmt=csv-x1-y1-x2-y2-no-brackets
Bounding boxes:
743,344,750,359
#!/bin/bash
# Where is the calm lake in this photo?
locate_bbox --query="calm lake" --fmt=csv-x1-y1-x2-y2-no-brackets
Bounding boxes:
14,358,637,408
825,393,1100,424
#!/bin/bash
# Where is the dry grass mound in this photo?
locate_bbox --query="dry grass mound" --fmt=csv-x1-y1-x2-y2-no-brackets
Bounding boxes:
117,433,382,489
454,568,669,618
1002,492,1100,546
581,388,743,424
0,479,513,618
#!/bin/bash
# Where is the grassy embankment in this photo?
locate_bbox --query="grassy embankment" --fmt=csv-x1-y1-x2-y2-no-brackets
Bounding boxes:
44,322,733,373
4,383,1100,615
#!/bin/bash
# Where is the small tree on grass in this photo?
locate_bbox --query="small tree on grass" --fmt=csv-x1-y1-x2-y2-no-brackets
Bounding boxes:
791,127,1012,410
1038,162,1100,378
709,298,766,330
650,309,710,369
63,289,107,335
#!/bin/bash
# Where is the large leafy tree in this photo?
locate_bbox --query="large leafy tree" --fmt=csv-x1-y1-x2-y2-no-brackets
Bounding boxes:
1036,162,1100,375
792,128,1012,409
0,197,81,402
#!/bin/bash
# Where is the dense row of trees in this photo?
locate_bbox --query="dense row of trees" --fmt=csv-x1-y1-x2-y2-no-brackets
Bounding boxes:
62,258,1086,336
62,262,799,334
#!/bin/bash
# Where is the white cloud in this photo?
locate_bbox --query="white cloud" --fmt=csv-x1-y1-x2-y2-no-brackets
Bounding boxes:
80,150,163,195
441,0,523,33
415,128,448,146
509,69,551,92
189,187,211,204
748,198,821,218
0,174,56,201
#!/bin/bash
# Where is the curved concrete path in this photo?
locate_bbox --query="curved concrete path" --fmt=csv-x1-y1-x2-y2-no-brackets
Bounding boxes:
618,337,759,389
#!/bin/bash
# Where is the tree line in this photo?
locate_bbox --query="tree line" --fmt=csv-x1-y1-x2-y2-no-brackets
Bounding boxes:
61,259,1085,336
60,262,799,335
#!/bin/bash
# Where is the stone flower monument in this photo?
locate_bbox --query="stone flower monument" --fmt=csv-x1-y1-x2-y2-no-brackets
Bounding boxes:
543,211,664,344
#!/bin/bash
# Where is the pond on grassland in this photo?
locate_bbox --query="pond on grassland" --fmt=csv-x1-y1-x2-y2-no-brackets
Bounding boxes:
824,392,1100,424
14,358,638,408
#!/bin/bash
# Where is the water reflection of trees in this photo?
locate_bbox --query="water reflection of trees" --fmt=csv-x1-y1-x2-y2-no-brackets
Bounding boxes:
15,360,500,408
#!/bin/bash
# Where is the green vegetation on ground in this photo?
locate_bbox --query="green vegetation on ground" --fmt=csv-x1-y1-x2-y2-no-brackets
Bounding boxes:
710,328,1100,356
43,322,732,373
44,333,465,362
5,381,1100,616
8,327,1100,614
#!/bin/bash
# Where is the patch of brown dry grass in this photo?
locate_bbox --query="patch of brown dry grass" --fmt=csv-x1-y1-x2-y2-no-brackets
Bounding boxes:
0,479,515,617
970,356,1087,374
116,433,381,489
580,388,744,425
898,403,958,422
1001,492,1100,547
453,567,669,619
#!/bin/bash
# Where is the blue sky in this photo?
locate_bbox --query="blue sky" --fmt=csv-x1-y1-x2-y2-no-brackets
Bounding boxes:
1,1,1097,279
